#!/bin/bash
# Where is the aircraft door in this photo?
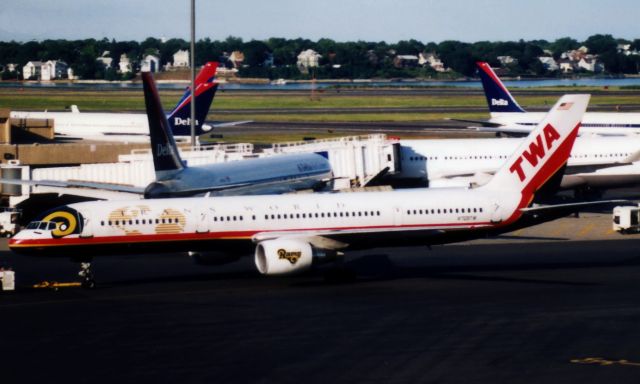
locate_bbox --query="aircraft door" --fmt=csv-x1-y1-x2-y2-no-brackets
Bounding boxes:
489,201,502,224
195,205,209,233
79,208,93,238
393,206,403,226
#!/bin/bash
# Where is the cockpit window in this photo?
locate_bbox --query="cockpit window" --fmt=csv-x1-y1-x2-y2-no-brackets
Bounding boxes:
27,222,39,229
26,221,58,230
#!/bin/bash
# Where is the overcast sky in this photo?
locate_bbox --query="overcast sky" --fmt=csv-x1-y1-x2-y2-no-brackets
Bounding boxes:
1,0,637,43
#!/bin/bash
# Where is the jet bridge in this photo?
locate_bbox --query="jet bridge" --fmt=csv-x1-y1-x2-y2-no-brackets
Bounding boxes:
263,134,401,189
3,135,400,205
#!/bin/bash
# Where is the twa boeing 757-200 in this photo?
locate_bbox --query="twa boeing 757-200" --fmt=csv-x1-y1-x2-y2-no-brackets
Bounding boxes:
12,87,612,287
459,62,640,136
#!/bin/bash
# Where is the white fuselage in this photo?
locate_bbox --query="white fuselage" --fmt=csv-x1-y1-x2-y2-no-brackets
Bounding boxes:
11,110,157,142
9,185,515,255
490,112,640,135
397,136,640,188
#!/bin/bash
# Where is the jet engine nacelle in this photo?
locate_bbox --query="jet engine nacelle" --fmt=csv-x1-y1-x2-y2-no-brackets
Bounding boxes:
254,239,338,276
144,181,173,199
188,251,242,266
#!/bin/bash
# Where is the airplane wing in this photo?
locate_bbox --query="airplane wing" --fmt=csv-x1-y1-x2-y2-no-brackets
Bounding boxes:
0,178,145,194
469,125,531,136
445,118,503,127
210,120,253,128
251,226,447,250
252,232,350,250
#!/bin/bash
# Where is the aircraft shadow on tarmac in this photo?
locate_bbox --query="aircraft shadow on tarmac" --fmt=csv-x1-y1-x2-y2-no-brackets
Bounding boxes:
94,249,640,290
10,240,640,291
291,251,640,288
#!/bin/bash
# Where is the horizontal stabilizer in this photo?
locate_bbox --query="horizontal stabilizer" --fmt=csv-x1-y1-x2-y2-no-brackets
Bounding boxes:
520,199,630,213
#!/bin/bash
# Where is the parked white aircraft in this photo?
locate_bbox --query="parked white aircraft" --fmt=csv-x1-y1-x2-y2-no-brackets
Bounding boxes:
394,136,640,192
465,62,640,136
9,62,232,142
12,92,603,287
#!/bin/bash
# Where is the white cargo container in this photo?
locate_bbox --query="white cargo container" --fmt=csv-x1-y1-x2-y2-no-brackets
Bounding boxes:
613,205,640,234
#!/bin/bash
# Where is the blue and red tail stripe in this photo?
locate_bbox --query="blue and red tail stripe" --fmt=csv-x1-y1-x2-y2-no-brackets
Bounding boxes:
167,61,219,136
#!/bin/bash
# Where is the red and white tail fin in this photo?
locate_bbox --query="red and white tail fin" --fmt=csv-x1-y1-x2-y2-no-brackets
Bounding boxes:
483,94,590,203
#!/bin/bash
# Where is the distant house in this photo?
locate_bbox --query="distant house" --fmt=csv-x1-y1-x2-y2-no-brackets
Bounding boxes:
119,54,132,73
538,56,559,71
229,51,245,69
618,43,631,53
263,52,274,68
3,63,18,74
497,55,518,66
22,61,42,80
366,50,379,65
393,55,419,69
558,59,575,74
297,49,321,73
41,60,68,80
97,51,113,69
173,49,189,68
618,44,639,56
419,53,447,72
578,57,604,73
561,47,589,62
141,54,160,73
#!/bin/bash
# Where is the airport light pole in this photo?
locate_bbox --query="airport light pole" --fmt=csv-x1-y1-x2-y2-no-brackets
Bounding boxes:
190,0,197,147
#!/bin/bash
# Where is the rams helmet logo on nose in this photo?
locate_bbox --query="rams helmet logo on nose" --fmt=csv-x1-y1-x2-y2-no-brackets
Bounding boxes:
41,208,82,238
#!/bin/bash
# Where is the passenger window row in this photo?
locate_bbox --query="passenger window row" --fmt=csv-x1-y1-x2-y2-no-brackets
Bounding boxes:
569,153,630,158
101,218,180,226
406,207,483,215
264,210,381,220
410,152,632,162
408,155,508,161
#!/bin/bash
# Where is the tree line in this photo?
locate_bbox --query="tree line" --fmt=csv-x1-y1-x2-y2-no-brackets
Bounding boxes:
1,34,639,80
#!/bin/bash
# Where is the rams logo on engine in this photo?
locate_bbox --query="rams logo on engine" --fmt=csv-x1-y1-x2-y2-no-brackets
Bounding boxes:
278,248,302,264
41,207,82,238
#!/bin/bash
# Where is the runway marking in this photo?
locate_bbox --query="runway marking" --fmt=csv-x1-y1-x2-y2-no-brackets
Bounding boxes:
577,223,595,238
571,357,640,367
550,223,570,238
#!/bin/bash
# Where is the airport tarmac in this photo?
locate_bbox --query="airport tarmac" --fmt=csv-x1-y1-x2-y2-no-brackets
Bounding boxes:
2,212,640,383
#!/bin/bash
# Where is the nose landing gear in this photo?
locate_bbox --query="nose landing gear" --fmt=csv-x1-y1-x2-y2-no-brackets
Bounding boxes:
78,262,96,289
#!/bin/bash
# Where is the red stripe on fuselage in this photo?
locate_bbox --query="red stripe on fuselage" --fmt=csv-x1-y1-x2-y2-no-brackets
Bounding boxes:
9,220,494,249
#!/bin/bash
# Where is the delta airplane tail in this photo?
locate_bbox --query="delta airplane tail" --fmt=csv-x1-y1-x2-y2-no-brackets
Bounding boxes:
167,61,219,137
477,61,526,114
143,72,185,180
483,94,590,215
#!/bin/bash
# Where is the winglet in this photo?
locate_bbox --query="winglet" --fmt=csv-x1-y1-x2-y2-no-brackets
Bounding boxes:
476,61,525,114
